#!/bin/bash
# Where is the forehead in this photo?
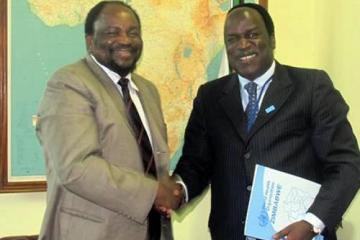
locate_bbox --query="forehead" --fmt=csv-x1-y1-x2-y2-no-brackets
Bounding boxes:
96,4,140,28
225,7,265,32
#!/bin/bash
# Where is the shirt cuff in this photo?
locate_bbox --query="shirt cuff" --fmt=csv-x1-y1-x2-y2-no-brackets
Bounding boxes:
302,212,325,233
173,174,189,203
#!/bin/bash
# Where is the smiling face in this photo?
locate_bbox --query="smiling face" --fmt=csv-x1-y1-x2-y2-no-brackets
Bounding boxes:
224,7,275,80
86,3,143,76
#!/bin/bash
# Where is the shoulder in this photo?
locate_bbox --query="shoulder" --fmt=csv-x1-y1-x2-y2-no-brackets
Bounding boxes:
132,73,162,100
278,63,331,83
203,74,234,87
45,58,103,100
132,72,158,92
132,72,154,86
55,58,88,74
50,58,90,83
198,74,236,95
275,63,335,94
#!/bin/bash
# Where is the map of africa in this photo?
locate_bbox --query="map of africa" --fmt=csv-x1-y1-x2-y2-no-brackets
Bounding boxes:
10,0,230,177
283,188,316,221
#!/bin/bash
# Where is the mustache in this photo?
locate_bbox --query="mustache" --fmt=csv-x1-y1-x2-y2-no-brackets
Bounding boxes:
110,44,136,53
232,50,257,58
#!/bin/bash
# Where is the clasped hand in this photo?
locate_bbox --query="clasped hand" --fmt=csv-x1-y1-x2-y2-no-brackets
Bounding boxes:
154,175,184,218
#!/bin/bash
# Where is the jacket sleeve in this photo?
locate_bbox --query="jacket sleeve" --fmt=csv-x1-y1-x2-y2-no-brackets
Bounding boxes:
308,70,360,229
174,85,212,200
36,70,158,224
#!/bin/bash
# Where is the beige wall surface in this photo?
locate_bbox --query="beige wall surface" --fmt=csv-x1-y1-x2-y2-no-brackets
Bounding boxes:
0,193,45,236
1,0,359,239
272,2,360,239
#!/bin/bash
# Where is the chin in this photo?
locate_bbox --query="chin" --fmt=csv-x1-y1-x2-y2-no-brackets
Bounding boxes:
111,62,137,76
237,65,262,78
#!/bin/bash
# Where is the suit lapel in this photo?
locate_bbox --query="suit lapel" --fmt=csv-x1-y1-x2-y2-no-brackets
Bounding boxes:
248,63,294,138
132,75,169,175
132,74,161,148
85,55,133,131
219,74,247,143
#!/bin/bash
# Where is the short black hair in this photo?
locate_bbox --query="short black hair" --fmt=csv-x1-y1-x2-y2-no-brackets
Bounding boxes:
84,1,141,36
228,3,274,36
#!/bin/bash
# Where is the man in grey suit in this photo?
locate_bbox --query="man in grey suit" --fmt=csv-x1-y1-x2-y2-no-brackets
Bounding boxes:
173,3,360,240
36,1,181,239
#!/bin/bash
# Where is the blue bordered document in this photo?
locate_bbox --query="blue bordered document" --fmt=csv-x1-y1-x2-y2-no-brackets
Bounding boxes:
244,164,323,240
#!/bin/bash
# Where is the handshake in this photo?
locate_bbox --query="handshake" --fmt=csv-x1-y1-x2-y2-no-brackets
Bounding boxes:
154,175,184,218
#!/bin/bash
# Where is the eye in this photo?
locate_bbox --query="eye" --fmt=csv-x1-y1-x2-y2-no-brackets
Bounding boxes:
128,28,140,38
104,29,119,36
128,30,140,38
247,32,260,39
226,36,237,44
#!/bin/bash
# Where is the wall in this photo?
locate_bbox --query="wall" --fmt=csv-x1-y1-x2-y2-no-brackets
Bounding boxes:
263,1,360,240
1,0,359,238
0,192,45,236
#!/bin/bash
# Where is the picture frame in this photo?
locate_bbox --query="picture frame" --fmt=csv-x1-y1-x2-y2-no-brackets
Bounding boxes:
0,0,46,193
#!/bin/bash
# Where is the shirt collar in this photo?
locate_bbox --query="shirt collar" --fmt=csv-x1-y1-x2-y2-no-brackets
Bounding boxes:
238,60,276,89
90,55,139,92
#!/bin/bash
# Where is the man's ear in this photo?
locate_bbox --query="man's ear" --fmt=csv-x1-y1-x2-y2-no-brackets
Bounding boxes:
270,35,276,50
85,35,93,52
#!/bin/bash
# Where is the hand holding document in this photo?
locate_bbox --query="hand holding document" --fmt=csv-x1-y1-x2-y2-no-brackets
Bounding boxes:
245,165,324,240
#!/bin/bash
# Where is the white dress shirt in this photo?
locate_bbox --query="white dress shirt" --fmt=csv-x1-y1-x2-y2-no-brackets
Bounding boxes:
238,61,275,111
91,55,153,147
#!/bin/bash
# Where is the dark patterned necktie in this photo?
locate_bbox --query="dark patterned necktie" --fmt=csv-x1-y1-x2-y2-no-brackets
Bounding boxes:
118,78,160,240
117,78,157,176
245,82,258,132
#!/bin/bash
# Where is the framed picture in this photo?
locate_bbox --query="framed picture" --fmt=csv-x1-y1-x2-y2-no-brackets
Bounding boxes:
0,0,47,192
0,0,268,192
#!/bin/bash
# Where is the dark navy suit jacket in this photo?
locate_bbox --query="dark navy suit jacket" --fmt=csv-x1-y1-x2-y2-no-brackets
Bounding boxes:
174,62,360,240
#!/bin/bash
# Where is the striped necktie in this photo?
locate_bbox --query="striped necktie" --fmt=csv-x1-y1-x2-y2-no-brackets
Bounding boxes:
117,77,156,176
245,81,258,132
118,78,160,240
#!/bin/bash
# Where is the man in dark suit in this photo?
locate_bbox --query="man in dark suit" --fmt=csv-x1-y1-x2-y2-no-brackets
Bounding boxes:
173,3,360,240
36,1,180,239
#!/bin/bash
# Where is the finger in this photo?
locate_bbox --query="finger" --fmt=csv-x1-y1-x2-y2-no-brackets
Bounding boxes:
173,188,181,196
273,229,289,240
173,184,184,199
159,206,171,212
166,209,173,218
155,205,167,213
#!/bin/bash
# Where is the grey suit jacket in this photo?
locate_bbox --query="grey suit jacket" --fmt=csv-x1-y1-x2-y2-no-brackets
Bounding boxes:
36,56,172,240
174,62,360,240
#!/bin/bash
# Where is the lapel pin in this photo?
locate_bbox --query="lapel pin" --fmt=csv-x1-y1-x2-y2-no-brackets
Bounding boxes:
265,105,275,114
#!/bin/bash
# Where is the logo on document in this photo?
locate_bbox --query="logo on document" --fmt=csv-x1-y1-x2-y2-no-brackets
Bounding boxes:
258,204,269,227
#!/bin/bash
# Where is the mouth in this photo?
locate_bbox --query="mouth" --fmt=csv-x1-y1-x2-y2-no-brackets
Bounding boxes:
239,53,257,63
112,48,134,60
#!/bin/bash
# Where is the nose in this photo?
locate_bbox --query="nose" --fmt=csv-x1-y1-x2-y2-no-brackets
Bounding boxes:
238,37,250,49
114,33,131,45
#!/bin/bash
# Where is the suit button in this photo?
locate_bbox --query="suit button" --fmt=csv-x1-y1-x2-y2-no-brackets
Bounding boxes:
244,152,251,160
241,220,245,224
246,185,252,191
